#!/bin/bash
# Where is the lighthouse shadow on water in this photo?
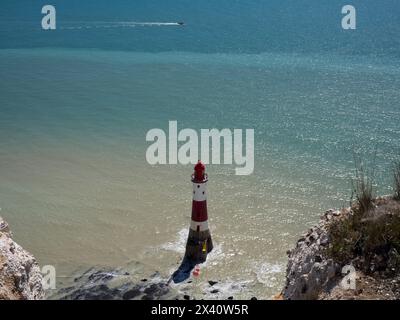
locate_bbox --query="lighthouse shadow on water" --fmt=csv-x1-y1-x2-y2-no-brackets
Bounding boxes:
170,257,197,283
170,161,213,284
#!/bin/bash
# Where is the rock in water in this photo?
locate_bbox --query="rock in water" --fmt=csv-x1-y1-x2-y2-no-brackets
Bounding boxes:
52,267,176,300
0,216,44,300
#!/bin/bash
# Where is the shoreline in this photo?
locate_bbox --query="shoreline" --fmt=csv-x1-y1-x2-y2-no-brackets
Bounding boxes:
2,195,400,300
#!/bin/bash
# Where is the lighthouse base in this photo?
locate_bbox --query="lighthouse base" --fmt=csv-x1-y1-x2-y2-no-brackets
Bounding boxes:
184,229,213,264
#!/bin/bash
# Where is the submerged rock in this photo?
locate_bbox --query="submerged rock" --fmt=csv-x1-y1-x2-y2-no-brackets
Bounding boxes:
0,216,44,300
52,266,178,300
52,265,250,300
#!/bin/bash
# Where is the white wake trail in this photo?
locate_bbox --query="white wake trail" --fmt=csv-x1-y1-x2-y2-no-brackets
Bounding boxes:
60,21,184,30
118,22,182,26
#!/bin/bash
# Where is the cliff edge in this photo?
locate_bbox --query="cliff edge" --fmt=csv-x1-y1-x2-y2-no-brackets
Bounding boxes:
282,197,400,300
0,216,44,300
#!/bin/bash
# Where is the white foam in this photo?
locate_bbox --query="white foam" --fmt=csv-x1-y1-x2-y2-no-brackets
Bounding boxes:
161,228,225,266
160,228,188,254
203,242,224,266
254,262,283,288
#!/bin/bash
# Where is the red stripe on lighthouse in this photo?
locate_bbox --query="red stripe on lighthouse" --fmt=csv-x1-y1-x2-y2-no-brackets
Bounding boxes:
191,201,208,222
190,161,209,231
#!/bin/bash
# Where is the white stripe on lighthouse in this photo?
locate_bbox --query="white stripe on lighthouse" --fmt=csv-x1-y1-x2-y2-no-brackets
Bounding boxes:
190,220,209,232
192,182,207,201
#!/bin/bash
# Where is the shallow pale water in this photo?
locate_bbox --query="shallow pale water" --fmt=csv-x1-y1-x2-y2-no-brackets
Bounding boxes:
1,0,400,299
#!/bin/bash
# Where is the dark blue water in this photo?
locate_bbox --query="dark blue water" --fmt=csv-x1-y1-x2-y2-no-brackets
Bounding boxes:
1,0,400,56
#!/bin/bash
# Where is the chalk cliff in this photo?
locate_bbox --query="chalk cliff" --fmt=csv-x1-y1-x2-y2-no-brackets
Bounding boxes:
282,197,400,300
0,216,44,300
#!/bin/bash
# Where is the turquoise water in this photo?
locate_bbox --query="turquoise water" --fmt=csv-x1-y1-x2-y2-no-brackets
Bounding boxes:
1,1,400,298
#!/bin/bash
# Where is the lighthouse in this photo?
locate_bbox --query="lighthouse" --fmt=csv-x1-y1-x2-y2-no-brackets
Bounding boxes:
184,160,213,263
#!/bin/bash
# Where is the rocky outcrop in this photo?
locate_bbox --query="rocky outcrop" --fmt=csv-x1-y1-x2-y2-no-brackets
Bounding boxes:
0,216,44,300
283,198,400,300
282,209,342,300
51,266,251,300
54,268,172,300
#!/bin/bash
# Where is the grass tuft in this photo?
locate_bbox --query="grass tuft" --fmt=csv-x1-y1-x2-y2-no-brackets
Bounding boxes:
351,154,375,216
394,161,400,201
328,205,400,273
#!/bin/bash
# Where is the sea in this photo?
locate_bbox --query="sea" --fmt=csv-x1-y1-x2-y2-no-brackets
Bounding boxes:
0,0,400,299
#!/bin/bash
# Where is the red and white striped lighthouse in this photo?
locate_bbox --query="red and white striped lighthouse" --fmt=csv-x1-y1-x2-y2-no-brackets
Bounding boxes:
184,160,213,263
